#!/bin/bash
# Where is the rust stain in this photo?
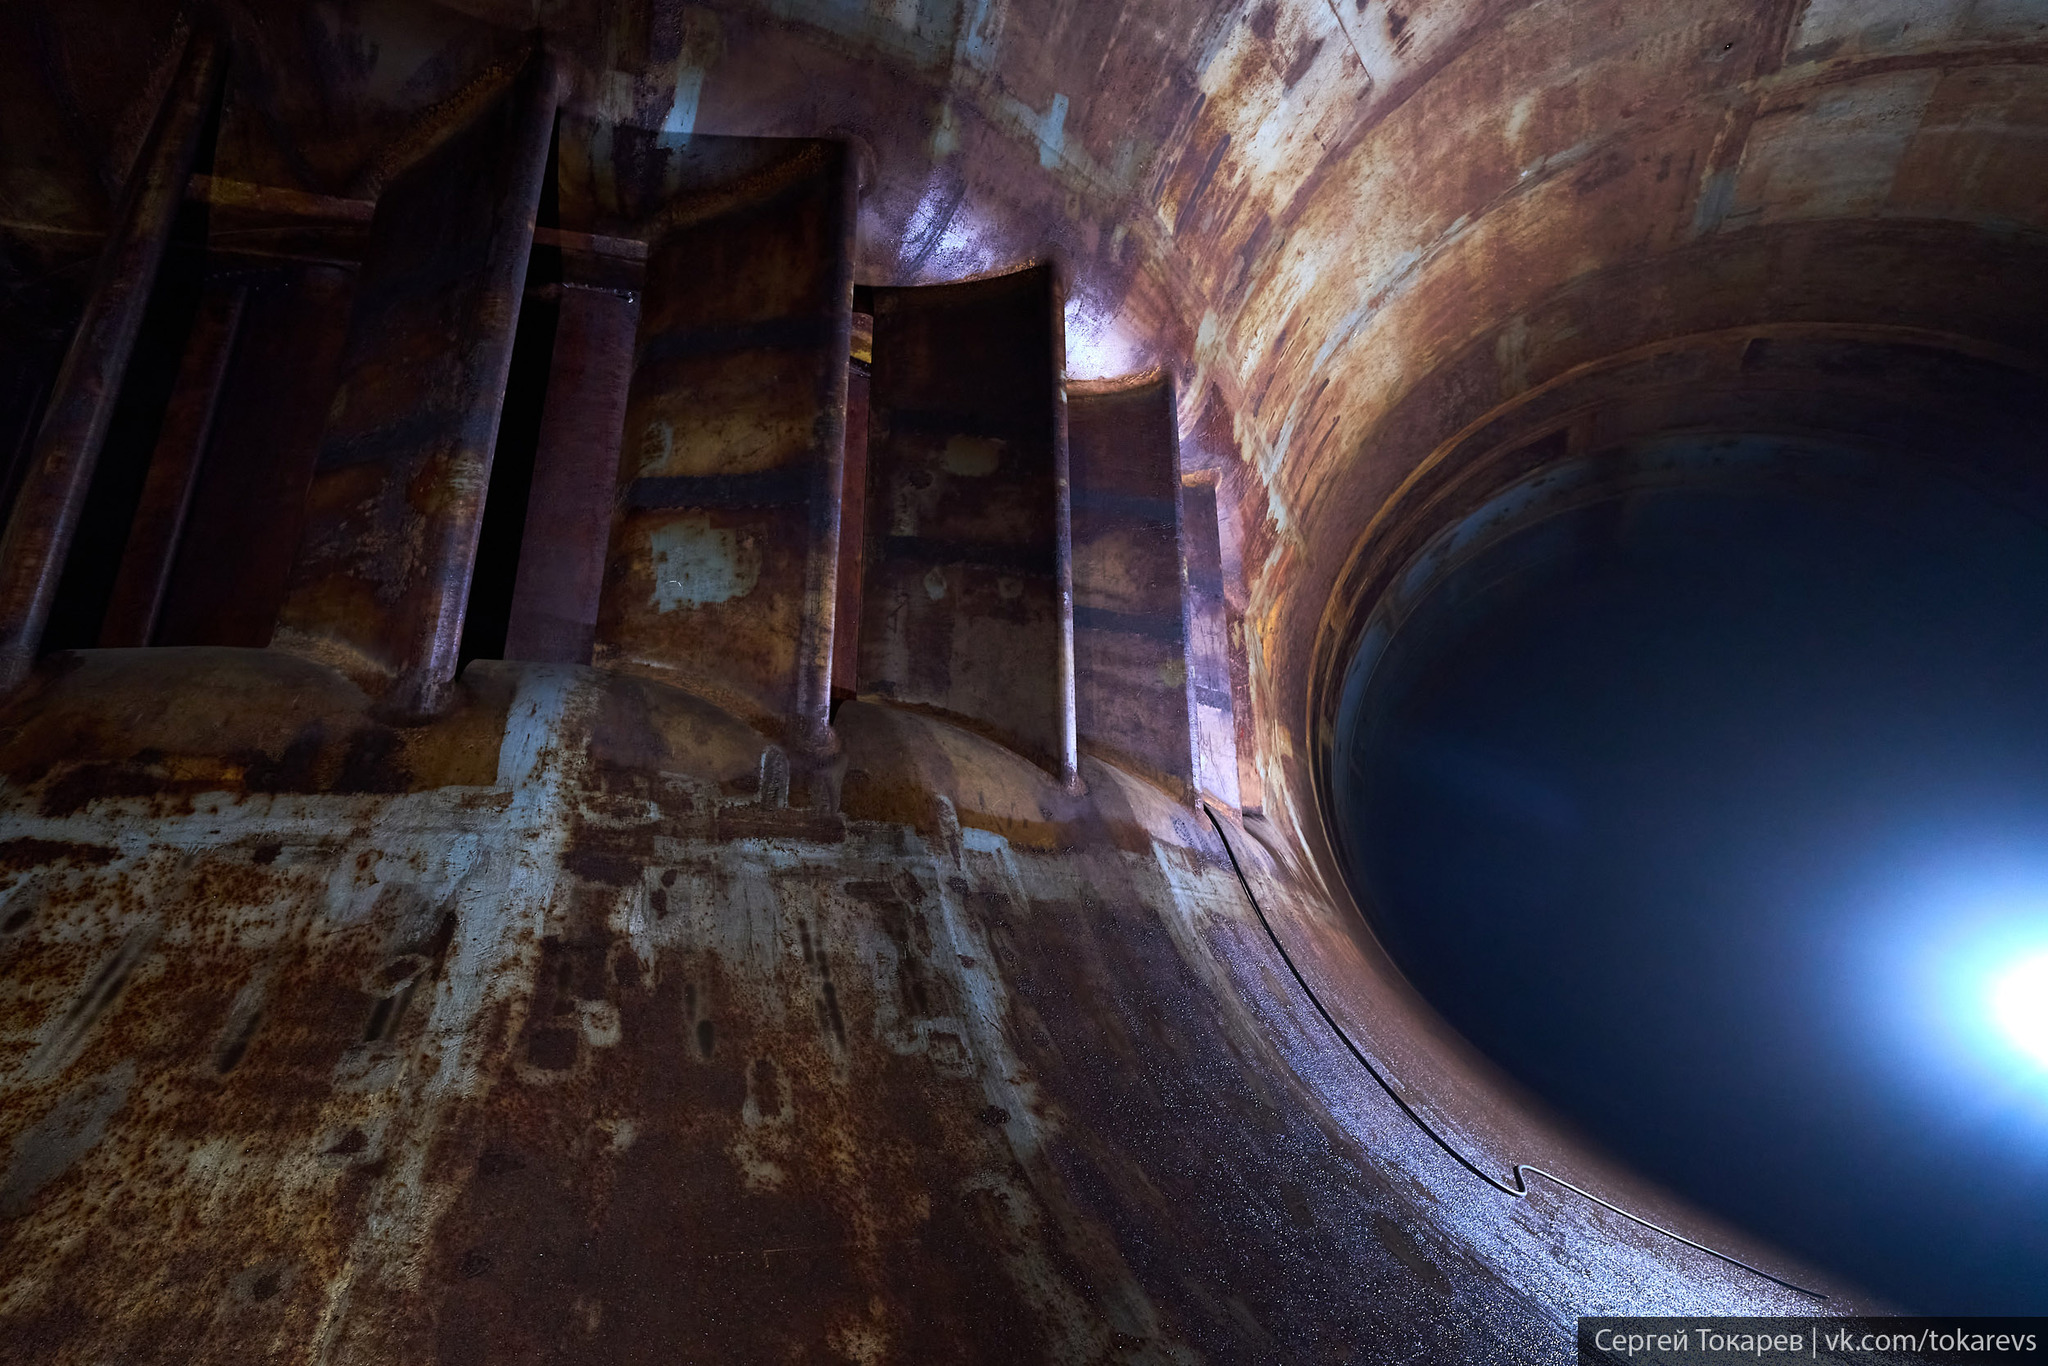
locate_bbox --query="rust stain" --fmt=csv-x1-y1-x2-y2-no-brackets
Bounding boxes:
4,0,2033,1354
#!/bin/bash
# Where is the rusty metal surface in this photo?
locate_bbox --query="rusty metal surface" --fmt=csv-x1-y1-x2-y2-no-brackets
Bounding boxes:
3,0,2047,1355
0,27,222,690
592,135,854,756
273,50,557,719
504,283,639,665
833,353,871,700
0,656,1853,1364
1068,376,1196,801
859,265,1077,786
97,281,246,648
1178,475,1240,812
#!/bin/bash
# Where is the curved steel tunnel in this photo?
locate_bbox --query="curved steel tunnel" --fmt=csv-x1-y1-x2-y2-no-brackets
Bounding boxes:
1,0,2045,1359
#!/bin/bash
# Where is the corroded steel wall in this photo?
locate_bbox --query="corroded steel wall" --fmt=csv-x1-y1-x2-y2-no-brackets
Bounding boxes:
593,137,855,754
7,0,2048,1358
1068,377,1197,801
860,266,1077,786
0,654,1844,1362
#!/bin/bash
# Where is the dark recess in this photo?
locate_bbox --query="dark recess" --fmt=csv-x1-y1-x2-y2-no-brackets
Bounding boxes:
37,202,211,653
33,80,225,653
458,124,566,671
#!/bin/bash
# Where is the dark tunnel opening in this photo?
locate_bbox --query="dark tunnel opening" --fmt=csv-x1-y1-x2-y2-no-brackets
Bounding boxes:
1333,423,2048,1314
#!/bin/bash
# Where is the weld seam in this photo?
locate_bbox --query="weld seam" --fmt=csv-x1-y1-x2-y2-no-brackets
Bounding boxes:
1200,803,1827,1302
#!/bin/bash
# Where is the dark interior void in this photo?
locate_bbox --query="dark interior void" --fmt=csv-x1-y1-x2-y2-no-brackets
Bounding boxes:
456,251,560,671
1334,433,2048,1313
38,202,211,652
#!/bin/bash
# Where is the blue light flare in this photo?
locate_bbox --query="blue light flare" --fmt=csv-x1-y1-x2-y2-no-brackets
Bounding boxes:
1993,951,2048,1070
1858,854,2048,1116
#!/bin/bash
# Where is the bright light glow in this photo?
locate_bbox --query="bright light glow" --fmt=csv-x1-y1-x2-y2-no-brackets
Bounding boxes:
1848,854,2048,1112
1062,297,1151,381
1993,951,2048,1069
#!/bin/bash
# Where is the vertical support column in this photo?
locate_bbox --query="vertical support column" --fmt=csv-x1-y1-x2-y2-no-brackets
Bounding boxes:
859,264,1077,787
98,282,246,647
1051,282,1080,792
594,139,854,754
1068,376,1199,800
272,51,558,718
1225,541,1263,814
0,28,225,689
1180,473,1241,810
832,320,872,699
503,283,638,664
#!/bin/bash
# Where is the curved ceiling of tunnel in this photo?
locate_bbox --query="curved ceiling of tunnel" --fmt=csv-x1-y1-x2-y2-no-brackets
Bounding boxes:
405,0,2048,853
13,1,2046,642
27,1,2048,480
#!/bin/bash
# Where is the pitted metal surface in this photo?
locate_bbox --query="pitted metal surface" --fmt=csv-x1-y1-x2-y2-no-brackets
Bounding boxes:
0,656,1844,1361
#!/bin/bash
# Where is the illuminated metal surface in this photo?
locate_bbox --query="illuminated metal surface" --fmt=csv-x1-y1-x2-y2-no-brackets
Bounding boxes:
5,0,2047,1356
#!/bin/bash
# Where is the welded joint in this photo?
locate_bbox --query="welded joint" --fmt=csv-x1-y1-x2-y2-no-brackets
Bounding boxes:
1199,802,1827,1302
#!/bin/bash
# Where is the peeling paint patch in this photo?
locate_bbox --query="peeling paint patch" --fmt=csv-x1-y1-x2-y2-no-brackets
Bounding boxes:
638,419,675,477
1036,93,1069,170
650,515,761,611
959,0,999,68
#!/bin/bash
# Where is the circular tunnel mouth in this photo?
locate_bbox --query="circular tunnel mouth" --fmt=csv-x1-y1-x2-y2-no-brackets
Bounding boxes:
1323,405,2048,1313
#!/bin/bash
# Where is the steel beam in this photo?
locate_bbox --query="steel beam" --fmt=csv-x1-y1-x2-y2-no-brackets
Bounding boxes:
1179,474,1241,811
832,347,870,700
592,138,855,756
97,281,246,648
152,267,354,648
0,28,225,689
503,283,637,665
859,264,1079,788
272,50,558,719
1068,376,1199,801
